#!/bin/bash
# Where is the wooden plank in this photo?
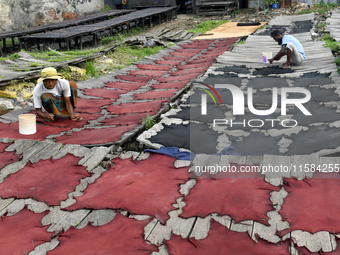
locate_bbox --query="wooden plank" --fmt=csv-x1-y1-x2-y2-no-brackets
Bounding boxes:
29,142,62,163
183,32,195,40
166,213,196,239
5,139,37,154
1,199,25,216
230,219,253,233
173,31,189,41
284,231,335,253
60,165,106,209
262,155,291,186
188,154,221,176
252,221,281,243
0,106,35,122
0,138,14,144
27,237,59,254
70,145,91,158
78,147,109,172
21,140,53,163
42,208,90,233
0,197,15,212
25,198,50,213
189,216,211,240
289,155,318,180
120,151,141,160
52,144,81,160
76,209,116,229
0,161,27,182
211,214,232,228
145,219,172,246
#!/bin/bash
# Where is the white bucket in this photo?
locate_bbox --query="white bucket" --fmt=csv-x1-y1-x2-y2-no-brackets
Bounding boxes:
19,114,36,135
262,52,272,64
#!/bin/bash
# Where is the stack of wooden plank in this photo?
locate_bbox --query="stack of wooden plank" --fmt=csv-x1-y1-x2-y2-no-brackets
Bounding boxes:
145,27,200,41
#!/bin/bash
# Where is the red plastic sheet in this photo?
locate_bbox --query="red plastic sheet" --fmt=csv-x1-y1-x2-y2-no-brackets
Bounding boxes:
129,70,167,77
0,142,17,168
208,45,231,48
134,89,177,100
181,164,279,223
192,39,214,43
170,52,196,57
214,44,233,48
36,113,102,128
0,209,51,254
203,50,225,54
56,125,138,145
187,58,216,64
204,51,225,56
0,122,70,141
219,37,237,41
214,43,237,48
211,44,230,47
163,56,189,61
215,43,233,47
209,44,228,47
214,41,234,47
157,73,200,82
104,81,146,91
281,175,340,234
82,88,125,100
186,42,210,45
218,37,238,41
171,67,207,76
165,220,289,255
175,49,202,53
0,154,89,205
115,75,151,83
215,38,238,45
177,63,212,70
77,98,112,113
151,80,190,89
137,64,171,71
156,60,182,65
201,54,220,58
99,112,154,126
48,214,157,255
105,99,167,114
66,154,191,222
180,45,210,49
199,54,218,59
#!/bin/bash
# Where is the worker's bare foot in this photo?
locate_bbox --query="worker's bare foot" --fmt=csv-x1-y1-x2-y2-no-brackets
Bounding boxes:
279,63,291,69
70,114,82,122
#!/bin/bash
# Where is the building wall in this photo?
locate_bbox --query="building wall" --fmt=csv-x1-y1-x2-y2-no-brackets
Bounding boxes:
0,0,104,32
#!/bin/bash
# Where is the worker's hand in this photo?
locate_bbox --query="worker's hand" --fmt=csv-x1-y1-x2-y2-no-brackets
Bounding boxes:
46,113,54,122
70,114,82,122
268,58,274,64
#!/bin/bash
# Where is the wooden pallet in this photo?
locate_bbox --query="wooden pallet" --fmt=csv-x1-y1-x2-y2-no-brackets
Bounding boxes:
0,9,135,57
